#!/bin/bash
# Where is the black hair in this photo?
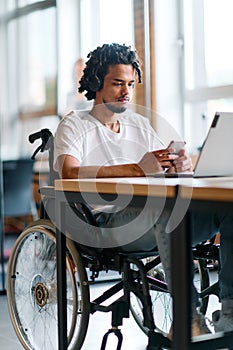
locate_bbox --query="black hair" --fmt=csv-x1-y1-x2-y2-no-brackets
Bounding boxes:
78,43,142,100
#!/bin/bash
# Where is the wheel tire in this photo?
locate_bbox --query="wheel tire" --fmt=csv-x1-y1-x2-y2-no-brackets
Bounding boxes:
7,219,90,350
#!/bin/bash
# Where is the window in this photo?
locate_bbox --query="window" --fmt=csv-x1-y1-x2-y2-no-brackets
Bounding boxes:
182,0,233,151
153,0,233,152
17,7,57,119
0,0,57,159
79,0,134,59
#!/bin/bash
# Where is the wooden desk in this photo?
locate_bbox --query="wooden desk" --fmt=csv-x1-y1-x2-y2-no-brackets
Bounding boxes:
55,176,233,350
55,177,182,197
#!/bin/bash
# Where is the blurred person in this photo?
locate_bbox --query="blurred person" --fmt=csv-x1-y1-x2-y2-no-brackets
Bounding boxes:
66,57,92,111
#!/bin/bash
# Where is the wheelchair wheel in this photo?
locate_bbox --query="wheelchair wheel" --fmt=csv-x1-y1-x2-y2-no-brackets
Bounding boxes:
7,219,90,350
130,257,209,337
130,258,172,336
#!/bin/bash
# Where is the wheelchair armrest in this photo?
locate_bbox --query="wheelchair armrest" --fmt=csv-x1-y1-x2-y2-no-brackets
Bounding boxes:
39,186,55,199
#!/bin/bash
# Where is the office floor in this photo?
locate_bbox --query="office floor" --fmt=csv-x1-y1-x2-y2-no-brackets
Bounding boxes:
0,281,148,350
0,268,224,350
0,232,225,350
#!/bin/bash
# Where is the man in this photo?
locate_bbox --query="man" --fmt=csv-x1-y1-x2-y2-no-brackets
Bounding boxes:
54,43,233,336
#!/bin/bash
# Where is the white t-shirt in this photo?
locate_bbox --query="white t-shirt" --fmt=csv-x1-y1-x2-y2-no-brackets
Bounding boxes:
54,109,165,171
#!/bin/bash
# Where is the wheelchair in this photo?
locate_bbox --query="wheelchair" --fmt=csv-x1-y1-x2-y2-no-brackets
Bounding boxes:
6,129,220,350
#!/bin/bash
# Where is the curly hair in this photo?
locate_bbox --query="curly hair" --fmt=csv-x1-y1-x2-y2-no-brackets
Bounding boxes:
78,43,142,100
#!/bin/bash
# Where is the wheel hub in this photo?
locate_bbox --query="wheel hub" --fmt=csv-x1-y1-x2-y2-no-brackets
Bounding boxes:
34,282,49,307
31,275,50,308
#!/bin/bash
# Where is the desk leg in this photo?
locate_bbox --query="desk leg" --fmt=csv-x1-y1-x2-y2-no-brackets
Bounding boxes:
171,212,192,350
56,201,67,350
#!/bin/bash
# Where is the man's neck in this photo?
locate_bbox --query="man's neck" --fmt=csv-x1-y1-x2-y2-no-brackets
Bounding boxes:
90,105,120,132
103,120,120,133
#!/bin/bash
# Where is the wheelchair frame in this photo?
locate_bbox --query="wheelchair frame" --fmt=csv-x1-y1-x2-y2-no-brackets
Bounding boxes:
6,129,220,350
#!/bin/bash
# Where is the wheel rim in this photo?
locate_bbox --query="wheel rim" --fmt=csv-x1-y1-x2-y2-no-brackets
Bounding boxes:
7,225,80,350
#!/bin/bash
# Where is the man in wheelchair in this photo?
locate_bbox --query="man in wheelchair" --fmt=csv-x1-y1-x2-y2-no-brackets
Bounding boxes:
53,43,233,337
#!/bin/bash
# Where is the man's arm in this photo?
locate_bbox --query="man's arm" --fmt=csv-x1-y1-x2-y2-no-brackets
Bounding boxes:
57,150,173,179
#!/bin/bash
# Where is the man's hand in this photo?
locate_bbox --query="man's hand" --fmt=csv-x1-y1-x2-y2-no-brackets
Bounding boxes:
166,149,193,173
138,149,176,174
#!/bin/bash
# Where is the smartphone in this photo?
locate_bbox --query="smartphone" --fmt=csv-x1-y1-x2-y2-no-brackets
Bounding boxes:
168,140,186,154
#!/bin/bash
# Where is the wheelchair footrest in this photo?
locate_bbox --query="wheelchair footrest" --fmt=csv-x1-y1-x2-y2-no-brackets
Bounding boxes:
100,327,123,350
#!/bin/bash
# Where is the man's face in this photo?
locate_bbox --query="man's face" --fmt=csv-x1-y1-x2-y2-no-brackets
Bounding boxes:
98,64,135,114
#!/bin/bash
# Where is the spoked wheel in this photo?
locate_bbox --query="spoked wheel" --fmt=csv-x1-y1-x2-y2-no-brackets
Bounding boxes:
130,256,210,337
130,257,172,336
7,219,90,350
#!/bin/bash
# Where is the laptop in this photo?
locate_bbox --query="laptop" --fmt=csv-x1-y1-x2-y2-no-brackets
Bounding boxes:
150,111,233,178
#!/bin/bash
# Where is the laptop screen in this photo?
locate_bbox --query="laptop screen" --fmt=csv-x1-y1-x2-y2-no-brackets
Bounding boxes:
194,112,233,177
148,111,233,178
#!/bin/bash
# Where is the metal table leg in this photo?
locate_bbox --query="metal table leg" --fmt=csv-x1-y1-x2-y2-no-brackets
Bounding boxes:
171,211,192,349
56,199,67,349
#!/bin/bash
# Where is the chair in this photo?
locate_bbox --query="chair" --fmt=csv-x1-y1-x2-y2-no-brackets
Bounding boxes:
5,129,219,350
1,158,38,291
3,158,38,223
3,158,38,254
